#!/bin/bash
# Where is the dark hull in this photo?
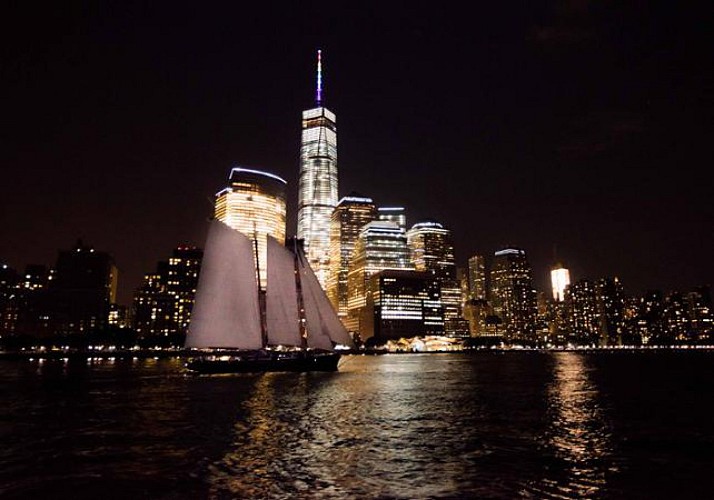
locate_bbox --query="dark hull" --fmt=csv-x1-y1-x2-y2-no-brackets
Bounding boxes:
185,351,341,374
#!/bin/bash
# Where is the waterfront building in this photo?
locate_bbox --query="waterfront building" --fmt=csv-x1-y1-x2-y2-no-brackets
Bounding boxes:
550,264,571,302
297,50,338,289
467,255,487,300
565,279,599,345
346,220,413,336
596,277,625,346
407,220,464,337
48,241,118,335
133,246,203,337
215,167,286,289
327,194,377,324
489,247,537,344
637,290,665,345
663,291,689,343
462,298,490,338
0,264,52,337
361,269,444,343
377,207,407,231
687,285,713,342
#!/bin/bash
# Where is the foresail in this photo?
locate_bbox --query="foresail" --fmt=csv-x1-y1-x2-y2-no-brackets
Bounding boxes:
298,247,354,350
265,236,302,346
186,219,263,350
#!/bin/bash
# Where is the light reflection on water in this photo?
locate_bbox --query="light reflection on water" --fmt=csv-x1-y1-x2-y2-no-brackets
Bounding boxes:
525,352,615,498
2,352,714,499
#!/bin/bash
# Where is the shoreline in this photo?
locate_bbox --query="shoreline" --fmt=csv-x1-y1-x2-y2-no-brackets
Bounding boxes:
2,345,714,361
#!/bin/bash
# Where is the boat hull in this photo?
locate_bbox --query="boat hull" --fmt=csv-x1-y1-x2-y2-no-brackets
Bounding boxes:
185,351,341,374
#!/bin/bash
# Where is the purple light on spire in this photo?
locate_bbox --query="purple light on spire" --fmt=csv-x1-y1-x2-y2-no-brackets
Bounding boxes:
316,49,322,106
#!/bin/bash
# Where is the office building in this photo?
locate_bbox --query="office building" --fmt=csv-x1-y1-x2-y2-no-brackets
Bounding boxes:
297,50,338,288
550,264,571,302
48,241,118,335
467,255,487,301
327,194,377,323
215,167,287,289
377,207,407,231
489,247,537,344
407,220,464,336
362,269,444,342
346,220,413,335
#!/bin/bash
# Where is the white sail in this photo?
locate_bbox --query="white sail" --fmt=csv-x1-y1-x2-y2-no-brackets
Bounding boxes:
297,247,354,350
265,236,302,347
186,219,263,350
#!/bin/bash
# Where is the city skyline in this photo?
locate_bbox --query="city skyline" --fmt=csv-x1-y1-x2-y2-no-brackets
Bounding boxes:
2,2,711,305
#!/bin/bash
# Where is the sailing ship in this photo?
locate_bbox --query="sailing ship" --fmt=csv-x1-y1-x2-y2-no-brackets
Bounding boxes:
184,219,353,374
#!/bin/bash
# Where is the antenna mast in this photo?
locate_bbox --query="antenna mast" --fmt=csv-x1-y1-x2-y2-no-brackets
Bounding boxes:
316,49,323,106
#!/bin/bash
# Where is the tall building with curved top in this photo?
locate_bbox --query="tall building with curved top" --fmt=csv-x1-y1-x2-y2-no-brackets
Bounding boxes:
215,167,287,289
298,50,338,288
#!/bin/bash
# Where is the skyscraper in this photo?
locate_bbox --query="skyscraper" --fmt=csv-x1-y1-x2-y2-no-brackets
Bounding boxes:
327,194,377,324
550,263,571,302
489,247,537,344
215,167,287,289
467,255,487,301
377,207,407,231
406,220,464,336
346,220,413,335
49,240,118,335
297,50,338,288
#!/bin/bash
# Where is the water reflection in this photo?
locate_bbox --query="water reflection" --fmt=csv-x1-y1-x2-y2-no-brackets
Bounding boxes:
529,352,614,498
206,355,485,499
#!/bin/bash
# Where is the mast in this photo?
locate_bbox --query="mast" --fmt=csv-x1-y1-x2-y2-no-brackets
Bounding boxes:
293,238,309,350
254,223,268,348
316,49,322,106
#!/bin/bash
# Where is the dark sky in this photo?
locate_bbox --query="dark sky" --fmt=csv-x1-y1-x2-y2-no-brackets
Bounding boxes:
2,1,712,305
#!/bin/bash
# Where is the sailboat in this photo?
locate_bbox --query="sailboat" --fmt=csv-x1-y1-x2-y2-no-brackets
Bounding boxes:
184,219,353,374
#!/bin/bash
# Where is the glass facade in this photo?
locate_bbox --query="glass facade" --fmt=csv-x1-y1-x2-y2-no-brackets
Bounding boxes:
467,255,487,300
490,247,538,344
327,195,377,325
407,221,462,336
215,167,287,289
297,106,338,289
346,221,413,335
550,265,571,302
364,270,444,342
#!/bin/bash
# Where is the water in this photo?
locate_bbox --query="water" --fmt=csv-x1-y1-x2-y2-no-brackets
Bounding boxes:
1,352,713,499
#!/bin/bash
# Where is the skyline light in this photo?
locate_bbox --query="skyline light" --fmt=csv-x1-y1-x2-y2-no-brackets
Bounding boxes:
2,3,710,306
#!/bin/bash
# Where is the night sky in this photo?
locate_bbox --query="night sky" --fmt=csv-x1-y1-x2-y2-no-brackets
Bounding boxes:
2,2,711,305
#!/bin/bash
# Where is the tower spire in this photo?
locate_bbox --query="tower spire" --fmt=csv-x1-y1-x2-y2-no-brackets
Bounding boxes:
316,49,323,106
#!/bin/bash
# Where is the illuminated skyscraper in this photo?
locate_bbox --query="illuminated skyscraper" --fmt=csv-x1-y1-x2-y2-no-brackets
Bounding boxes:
215,167,287,289
407,220,463,336
346,221,413,335
467,255,487,300
565,279,599,345
550,263,571,302
490,247,537,344
377,207,407,231
327,194,377,324
298,50,338,288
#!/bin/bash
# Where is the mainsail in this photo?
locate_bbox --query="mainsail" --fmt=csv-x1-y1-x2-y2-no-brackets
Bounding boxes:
265,236,302,347
186,219,263,349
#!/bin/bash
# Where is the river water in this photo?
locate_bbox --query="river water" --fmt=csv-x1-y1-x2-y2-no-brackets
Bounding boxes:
1,351,713,499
